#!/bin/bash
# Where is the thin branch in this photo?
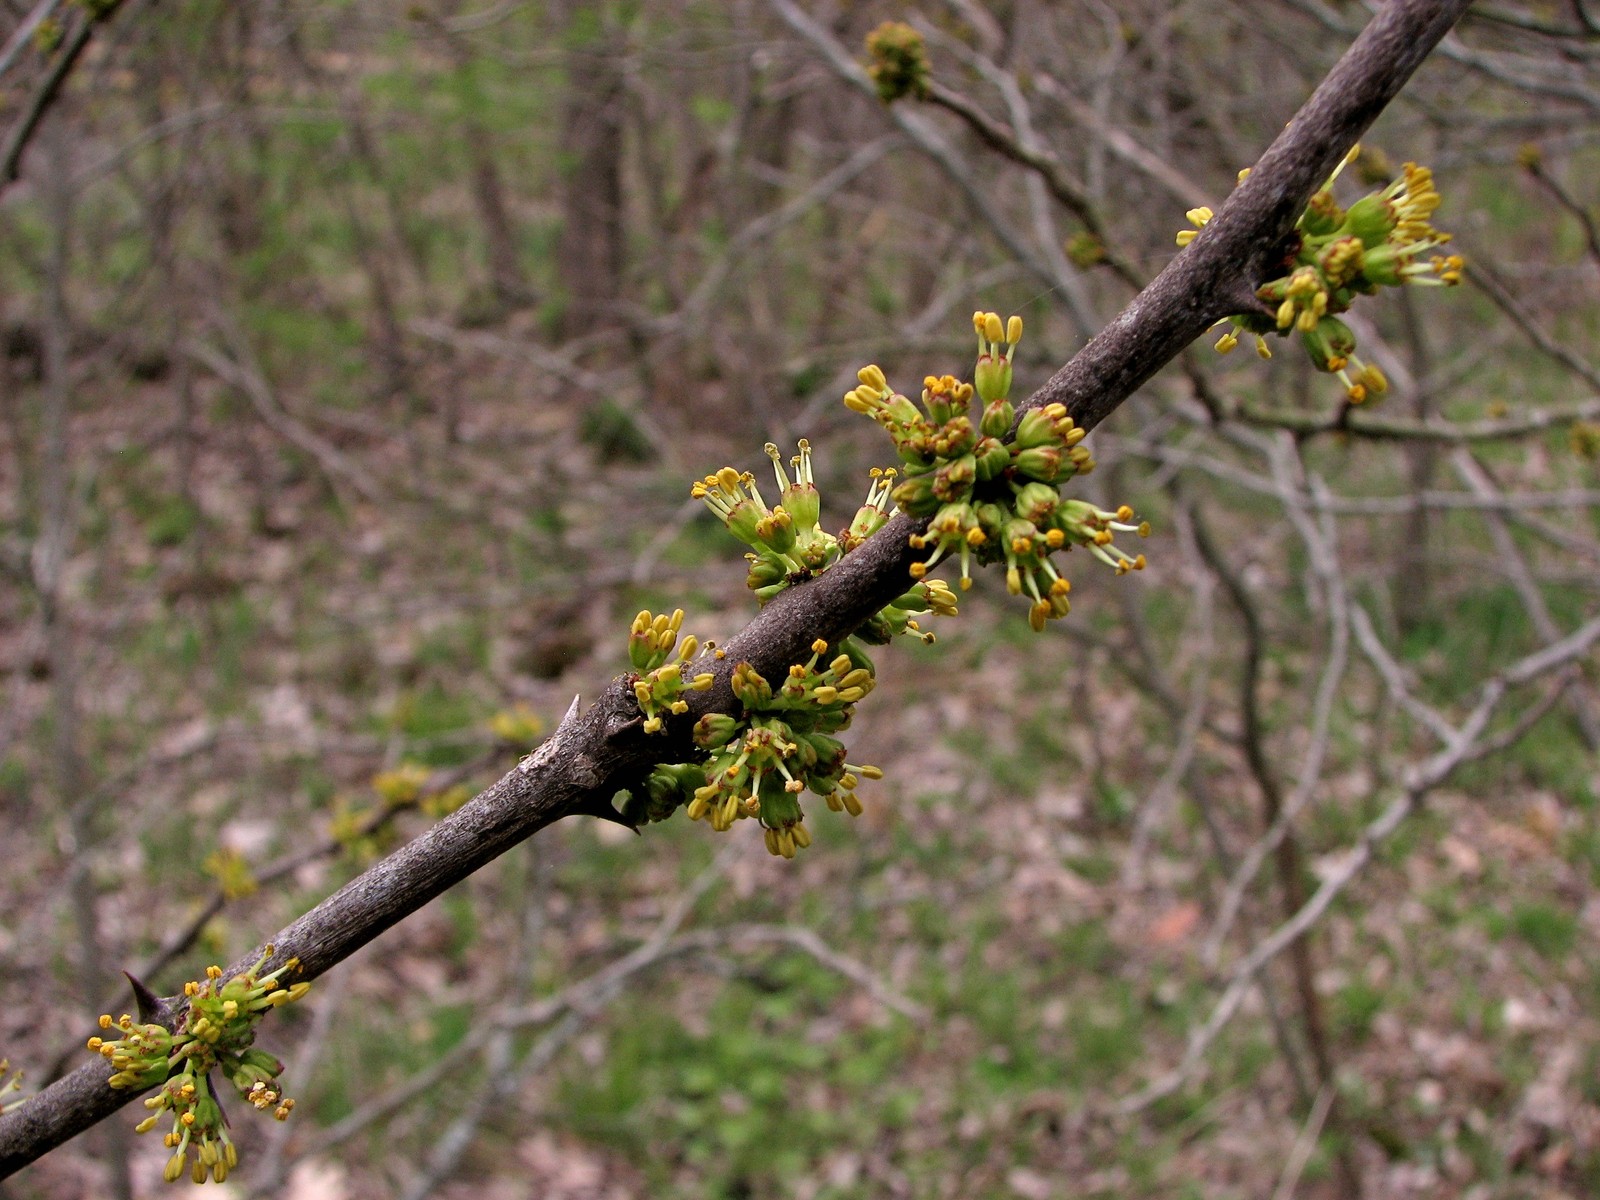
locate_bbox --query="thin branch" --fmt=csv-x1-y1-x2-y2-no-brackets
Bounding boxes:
1201,459,1353,968
765,0,1103,339
0,1,129,191
919,73,1143,288
1450,449,1600,749
1121,608,1600,1114
1270,1083,1336,1200
0,0,65,80
1522,155,1600,271
1237,396,1600,442
182,333,382,506
395,848,728,1200
1467,252,1600,394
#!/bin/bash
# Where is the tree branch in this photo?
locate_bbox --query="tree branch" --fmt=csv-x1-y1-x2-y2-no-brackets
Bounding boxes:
0,0,1473,1177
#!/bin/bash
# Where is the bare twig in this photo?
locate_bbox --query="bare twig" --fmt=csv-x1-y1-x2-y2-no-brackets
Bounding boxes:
1450,448,1600,749
1121,607,1600,1114
1201,449,1354,968
0,0,65,80
183,333,382,506
1270,1083,1336,1200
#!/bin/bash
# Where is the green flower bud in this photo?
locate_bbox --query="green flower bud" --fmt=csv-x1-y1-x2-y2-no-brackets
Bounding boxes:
973,436,1012,481
973,354,1013,404
812,706,853,733
1301,315,1357,372
884,391,924,428
854,613,894,644
1342,193,1395,248
766,440,823,537
730,662,773,707
1013,445,1062,482
1316,235,1365,287
758,786,804,830
745,551,786,589
1013,406,1061,449
694,713,742,750
1012,482,1059,526
1002,517,1040,557
1357,242,1409,287
1257,276,1291,304
979,397,1015,439
755,506,796,554
1300,189,1344,237
890,472,940,516
646,763,705,813
796,732,846,774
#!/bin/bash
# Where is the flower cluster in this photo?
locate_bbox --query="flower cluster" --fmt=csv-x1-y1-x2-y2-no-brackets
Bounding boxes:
1189,148,1462,404
88,949,310,1184
628,608,715,733
623,442,962,855
693,439,954,618
865,21,930,103
621,637,888,857
846,312,1149,630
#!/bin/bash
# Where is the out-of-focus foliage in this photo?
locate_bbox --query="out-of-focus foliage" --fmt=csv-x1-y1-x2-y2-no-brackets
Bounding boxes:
2,2,1598,1196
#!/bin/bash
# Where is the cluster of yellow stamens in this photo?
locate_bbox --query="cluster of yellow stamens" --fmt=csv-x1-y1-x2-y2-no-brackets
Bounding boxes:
88,949,309,1184
845,313,1150,630
1189,147,1462,404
